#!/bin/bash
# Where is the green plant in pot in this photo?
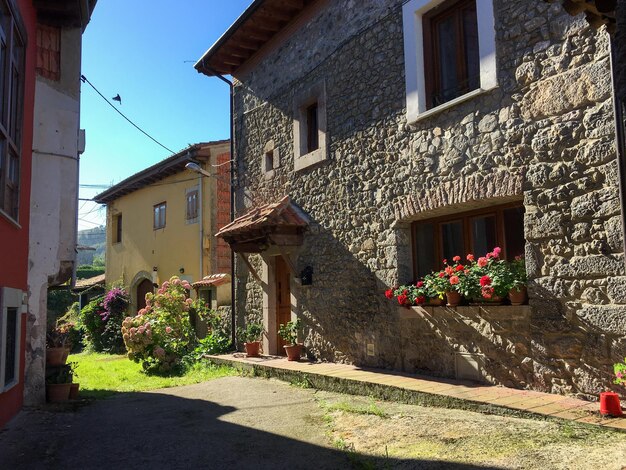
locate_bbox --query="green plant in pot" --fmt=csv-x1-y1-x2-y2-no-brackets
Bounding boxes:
46,322,73,366
45,362,75,403
237,322,264,357
278,319,302,361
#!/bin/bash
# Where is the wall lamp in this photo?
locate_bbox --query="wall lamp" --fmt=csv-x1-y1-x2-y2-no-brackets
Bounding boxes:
185,162,212,178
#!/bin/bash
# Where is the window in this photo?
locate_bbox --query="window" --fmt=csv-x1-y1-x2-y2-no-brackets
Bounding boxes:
423,0,479,109
186,189,198,221
411,204,525,278
114,214,122,243
0,1,25,221
262,140,280,177
0,287,21,391
293,81,327,172
402,0,496,121
153,202,166,229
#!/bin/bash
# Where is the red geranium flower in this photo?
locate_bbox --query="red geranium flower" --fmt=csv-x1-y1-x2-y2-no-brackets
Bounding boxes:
455,264,464,272
438,272,446,278
397,294,408,305
385,289,394,299
480,275,491,287
416,281,424,288
415,296,426,305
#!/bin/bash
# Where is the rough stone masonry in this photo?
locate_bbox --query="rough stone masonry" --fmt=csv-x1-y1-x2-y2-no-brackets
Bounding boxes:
231,0,624,399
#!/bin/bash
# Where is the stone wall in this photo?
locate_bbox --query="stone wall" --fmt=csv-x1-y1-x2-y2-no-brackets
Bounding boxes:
232,0,625,399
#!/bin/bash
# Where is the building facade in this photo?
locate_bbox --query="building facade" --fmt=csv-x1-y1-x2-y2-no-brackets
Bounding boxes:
198,0,625,399
94,142,232,325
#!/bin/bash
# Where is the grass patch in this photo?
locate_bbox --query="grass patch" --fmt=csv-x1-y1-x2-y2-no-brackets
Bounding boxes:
324,400,389,418
69,352,236,398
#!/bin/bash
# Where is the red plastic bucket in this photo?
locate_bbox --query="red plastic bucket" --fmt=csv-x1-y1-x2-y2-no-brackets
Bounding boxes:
600,392,623,417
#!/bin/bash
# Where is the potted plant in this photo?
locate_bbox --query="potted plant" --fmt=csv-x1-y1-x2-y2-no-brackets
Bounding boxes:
278,319,303,361
45,363,74,403
46,322,73,366
439,256,479,306
238,322,264,357
508,255,528,305
423,273,447,306
466,248,510,304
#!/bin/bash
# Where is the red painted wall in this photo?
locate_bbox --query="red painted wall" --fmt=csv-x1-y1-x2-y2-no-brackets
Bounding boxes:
0,0,37,429
0,0,36,291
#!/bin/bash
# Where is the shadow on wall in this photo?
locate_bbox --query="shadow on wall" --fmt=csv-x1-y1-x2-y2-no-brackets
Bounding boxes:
0,389,503,470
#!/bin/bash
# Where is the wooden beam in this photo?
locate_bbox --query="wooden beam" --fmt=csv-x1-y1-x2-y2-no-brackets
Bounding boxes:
256,8,294,23
238,253,263,283
278,249,298,277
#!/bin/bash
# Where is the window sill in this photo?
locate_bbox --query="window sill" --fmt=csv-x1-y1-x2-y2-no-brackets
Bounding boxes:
407,87,496,124
294,147,327,172
398,304,531,321
1,378,19,393
185,218,199,225
0,208,21,229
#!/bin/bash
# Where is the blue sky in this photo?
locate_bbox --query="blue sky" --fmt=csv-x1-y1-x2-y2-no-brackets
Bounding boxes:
78,0,251,230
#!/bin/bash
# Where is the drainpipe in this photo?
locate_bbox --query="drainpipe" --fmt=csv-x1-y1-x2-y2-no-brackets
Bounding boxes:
204,64,237,350
609,37,626,267
198,165,204,280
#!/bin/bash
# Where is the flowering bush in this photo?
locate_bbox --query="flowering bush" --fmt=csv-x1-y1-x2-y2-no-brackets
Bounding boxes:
384,247,528,306
122,276,197,373
80,287,129,353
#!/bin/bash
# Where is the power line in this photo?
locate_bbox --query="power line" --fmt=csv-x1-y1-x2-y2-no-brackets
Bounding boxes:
80,74,176,155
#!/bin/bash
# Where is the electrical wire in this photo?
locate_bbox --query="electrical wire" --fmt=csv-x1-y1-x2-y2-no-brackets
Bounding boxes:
80,74,176,155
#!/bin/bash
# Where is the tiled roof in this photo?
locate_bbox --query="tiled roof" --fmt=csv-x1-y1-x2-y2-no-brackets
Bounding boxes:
74,273,105,289
192,273,231,288
215,196,309,239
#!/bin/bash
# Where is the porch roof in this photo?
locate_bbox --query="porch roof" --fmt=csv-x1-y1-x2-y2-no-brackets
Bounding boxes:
215,196,309,253
192,273,231,289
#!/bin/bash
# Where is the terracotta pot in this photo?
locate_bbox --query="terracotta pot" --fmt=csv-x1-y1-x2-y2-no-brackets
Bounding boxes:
445,291,462,307
427,297,445,307
284,344,303,361
47,383,71,403
244,341,261,357
46,347,69,366
509,286,528,306
69,383,80,400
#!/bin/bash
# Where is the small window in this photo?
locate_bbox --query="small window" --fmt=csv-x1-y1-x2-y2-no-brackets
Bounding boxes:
263,140,280,176
114,214,122,243
423,0,480,109
412,204,525,278
4,307,17,385
306,102,319,153
293,81,328,171
153,202,166,229
186,190,198,221
265,151,274,172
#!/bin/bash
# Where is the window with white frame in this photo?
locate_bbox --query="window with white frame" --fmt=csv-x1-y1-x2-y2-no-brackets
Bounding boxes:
402,0,497,122
0,1,25,221
1,287,22,392
186,188,198,223
293,81,328,172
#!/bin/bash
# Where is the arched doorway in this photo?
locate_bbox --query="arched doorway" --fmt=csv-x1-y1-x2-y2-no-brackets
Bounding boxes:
136,279,153,313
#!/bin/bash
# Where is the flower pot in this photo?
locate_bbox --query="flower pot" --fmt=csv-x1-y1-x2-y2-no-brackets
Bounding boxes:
244,341,261,357
284,344,303,361
427,297,445,306
46,383,71,403
600,392,623,417
445,291,462,307
509,286,528,306
472,295,504,305
69,383,80,400
46,347,69,366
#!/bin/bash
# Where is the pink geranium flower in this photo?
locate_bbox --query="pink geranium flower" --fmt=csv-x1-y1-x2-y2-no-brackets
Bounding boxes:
467,254,475,262
477,257,488,268
449,275,460,285
452,255,461,262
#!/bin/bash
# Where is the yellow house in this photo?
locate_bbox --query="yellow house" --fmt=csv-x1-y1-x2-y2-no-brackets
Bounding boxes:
94,141,232,321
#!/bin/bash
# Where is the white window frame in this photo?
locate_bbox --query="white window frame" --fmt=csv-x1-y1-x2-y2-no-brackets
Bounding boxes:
185,187,199,224
402,0,497,123
0,287,23,392
293,80,328,172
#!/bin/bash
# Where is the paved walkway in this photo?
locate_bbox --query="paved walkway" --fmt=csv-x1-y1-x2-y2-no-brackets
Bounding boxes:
208,353,626,432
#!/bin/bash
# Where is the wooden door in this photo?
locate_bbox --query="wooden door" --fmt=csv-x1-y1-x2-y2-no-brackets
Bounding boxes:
275,256,292,355
136,279,153,313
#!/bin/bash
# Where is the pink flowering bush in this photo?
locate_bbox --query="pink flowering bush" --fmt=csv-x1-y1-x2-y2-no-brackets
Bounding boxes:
122,276,196,373
80,287,129,353
615,360,626,386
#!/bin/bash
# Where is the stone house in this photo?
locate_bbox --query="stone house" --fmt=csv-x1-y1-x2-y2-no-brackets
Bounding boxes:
196,0,625,398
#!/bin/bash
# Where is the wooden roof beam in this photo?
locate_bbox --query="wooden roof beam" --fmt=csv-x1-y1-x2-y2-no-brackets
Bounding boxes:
256,8,295,23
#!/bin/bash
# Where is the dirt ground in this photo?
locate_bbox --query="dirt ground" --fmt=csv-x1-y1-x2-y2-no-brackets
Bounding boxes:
1,376,625,469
